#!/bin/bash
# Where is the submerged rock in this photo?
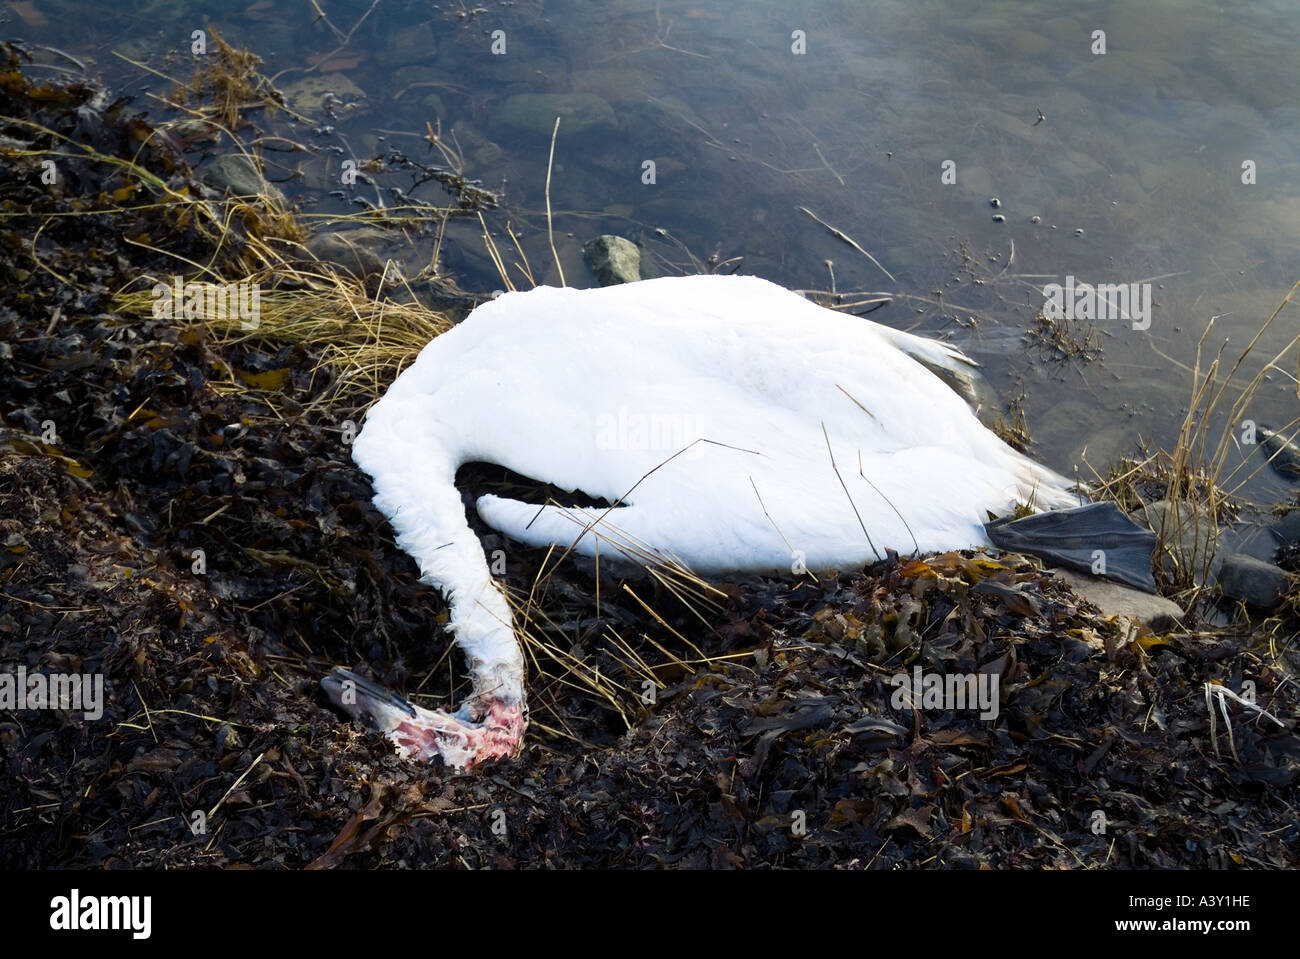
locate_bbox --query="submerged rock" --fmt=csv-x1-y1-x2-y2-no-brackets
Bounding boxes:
304,229,391,279
1216,554,1292,609
498,93,616,136
280,72,368,116
583,235,641,286
203,154,283,202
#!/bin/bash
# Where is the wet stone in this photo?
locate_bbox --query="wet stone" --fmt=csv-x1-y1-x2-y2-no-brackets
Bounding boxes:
1216,554,1291,609
498,93,616,136
304,229,391,279
202,154,283,203
583,235,641,286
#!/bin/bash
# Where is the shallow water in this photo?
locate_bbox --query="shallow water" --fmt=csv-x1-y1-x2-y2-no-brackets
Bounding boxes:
16,0,1300,503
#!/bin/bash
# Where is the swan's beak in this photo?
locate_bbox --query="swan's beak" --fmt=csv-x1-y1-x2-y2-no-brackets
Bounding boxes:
322,667,525,768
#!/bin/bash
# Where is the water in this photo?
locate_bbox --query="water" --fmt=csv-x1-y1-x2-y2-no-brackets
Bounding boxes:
14,0,1300,504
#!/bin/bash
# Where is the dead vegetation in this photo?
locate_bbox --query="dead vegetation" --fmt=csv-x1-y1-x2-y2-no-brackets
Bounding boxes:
989,377,1032,453
1024,310,1104,363
167,27,288,131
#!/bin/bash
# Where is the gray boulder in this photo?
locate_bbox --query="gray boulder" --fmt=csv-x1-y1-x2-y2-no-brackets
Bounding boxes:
583,235,642,286
1216,554,1292,609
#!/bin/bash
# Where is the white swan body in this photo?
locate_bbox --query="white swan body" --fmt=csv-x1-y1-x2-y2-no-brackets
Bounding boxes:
336,274,1076,766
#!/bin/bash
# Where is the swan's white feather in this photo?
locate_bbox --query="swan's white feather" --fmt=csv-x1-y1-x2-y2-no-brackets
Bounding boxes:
351,274,1076,702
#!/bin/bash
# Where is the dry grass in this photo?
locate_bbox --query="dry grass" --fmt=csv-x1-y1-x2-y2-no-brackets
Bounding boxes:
114,269,451,415
1083,278,1300,604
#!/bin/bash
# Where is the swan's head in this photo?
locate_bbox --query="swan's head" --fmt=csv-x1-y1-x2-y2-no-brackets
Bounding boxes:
323,665,526,768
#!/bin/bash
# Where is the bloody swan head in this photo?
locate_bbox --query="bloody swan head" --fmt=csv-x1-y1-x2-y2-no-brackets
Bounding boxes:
322,666,526,769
